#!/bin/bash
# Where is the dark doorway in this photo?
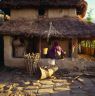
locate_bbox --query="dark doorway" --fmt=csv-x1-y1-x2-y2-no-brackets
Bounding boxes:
0,35,4,67
27,37,39,54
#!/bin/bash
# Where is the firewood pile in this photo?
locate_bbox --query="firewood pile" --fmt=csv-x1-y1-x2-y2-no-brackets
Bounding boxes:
24,53,40,78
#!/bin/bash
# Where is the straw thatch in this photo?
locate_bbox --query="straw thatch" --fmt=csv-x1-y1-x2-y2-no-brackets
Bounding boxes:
0,0,86,8
0,0,87,18
0,16,95,38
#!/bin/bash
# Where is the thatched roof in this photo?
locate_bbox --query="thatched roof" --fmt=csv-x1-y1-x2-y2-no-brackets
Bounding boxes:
0,0,87,18
0,0,86,8
0,16,94,38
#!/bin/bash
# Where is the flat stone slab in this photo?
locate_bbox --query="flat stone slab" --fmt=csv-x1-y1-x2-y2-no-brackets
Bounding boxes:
24,81,31,85
54,83,68,87
52,79,68,83
38,88,54,94
54,86,70,91
39,80,54,85
33,82,41,87
40,84,53,89
24,86,39,90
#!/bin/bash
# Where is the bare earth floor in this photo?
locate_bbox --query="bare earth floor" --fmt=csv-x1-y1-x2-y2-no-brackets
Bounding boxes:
0,55,95,96
0,67,95,96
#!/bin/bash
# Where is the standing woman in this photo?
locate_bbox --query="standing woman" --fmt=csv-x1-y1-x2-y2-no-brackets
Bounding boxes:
47,41,66,59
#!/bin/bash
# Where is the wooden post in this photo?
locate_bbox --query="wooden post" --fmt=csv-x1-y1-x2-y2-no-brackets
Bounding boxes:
78,39,81,54
68,38,72,57
90,40,91,56
39,36,42,57
85,40,86,54
71,38,78,58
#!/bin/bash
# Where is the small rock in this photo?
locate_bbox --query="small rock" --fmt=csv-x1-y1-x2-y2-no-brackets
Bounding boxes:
24,90,37,95
24,81,31,85
32,82,41,87
40,84,53,89
16,87,24,91
0,84,5,89
12,83,19,87
55,83,63,87
24,86,39,90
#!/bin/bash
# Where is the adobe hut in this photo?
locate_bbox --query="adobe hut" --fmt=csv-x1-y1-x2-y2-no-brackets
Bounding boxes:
0,0,95,68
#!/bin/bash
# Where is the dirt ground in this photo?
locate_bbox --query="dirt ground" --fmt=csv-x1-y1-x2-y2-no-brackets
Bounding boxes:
0,55,95,96
0,66,95,96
